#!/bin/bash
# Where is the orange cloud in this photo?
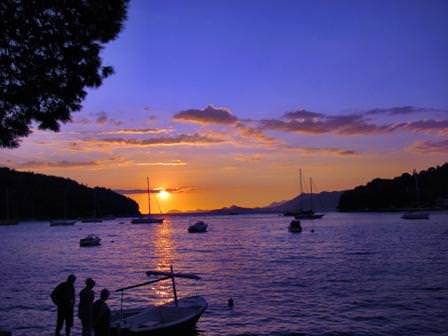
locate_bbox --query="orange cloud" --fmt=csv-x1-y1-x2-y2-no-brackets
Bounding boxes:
407,139,448,154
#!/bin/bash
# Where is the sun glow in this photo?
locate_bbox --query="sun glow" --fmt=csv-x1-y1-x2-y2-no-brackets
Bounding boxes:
158,190,170,200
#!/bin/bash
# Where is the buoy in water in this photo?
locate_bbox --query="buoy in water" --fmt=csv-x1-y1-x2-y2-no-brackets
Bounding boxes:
228,298,234,308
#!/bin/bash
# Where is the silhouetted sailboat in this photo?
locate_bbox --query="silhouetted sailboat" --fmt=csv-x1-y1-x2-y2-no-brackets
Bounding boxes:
402,169,429,220
284,170,324,219
131,177,164,224
82,188,103,223
0,188,18,225
50,185,76,226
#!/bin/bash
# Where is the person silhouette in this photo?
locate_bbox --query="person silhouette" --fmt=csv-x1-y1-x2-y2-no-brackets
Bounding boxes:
92,288,111,336
51,274,76,336
78,278,96,336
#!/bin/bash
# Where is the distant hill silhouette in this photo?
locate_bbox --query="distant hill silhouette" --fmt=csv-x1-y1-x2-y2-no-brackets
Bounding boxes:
208,191,343,215
338,162,448,211
0,167,139,220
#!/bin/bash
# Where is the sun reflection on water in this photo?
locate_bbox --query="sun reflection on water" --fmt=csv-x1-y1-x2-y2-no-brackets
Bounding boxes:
150,219,178,305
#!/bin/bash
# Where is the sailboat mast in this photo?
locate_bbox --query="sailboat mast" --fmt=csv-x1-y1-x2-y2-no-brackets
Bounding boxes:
5,188,10,221
413,169,421,208
147,177,151,216
310,177,314,210
299,168,304,195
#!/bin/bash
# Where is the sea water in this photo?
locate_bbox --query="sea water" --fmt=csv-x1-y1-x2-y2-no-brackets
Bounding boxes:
0,212,447,336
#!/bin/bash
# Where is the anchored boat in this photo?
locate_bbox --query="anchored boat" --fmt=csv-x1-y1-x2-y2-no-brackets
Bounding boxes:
288,219,302,233
131,177,164,224
402,169,430,220
283,169,324,220
188,221,208,233
50,220,76,226
111,266,207,335
80,234,101,247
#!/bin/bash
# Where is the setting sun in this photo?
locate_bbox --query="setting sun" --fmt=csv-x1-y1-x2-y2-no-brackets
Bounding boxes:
158,190,170,200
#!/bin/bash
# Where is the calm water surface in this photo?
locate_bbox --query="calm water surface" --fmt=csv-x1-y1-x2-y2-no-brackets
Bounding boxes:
0,213,447,336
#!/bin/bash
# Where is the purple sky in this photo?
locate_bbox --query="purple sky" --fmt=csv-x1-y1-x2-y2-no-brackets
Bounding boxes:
2,0,448,211
85,0,448,119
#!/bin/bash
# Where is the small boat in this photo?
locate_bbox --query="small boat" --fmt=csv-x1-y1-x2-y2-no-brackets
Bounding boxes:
50,220,77,226
131,177,164,224
188,221,208,233
288,220,302,233
80,234,101,247
111,266,207,336
293,210,324,220
131,216,164,224
401,211,429,220
81,218,103,223
0,220,18,226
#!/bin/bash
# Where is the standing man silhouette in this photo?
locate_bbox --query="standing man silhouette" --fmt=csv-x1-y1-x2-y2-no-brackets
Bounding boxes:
78,278,96,336
51,274,76,336
92,289,111,336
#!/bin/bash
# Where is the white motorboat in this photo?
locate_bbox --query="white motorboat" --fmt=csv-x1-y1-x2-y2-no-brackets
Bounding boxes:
80,234,101,247
111,267,207,336
188,221,208,233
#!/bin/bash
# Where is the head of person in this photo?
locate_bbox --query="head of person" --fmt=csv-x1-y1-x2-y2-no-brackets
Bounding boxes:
67,274,76,284
100,288,110,301
85,278,95,289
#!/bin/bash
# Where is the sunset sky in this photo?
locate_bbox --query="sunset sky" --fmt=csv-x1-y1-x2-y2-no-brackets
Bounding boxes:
1,0,448,213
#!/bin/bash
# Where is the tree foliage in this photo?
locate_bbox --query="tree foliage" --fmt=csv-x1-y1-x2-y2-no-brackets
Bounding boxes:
0,167,139,219
0,0,129,147
338,163,448,211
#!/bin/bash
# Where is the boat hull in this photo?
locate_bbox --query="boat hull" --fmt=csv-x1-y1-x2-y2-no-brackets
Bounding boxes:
294,214,324,220
80,240,101,247
81,218,103,223
288,220,302,233
401,212,429,220
0,220,18,226
188,222,208,233
131,217,164,224
110,296,207,336
50,220,76,226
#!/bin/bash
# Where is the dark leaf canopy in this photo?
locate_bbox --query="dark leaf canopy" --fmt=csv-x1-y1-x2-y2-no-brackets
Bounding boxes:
0,0,129,147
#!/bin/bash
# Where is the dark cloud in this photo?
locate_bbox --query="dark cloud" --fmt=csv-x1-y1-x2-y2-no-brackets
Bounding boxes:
260,114,397,136
95,112,122,126
260,106,448,136
401,120,448,135
408,139,448,154
87,133,226,147
17,159,100,169
364,106,448,116
283,109,325,120
173,105,238,125
74,112,123,126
